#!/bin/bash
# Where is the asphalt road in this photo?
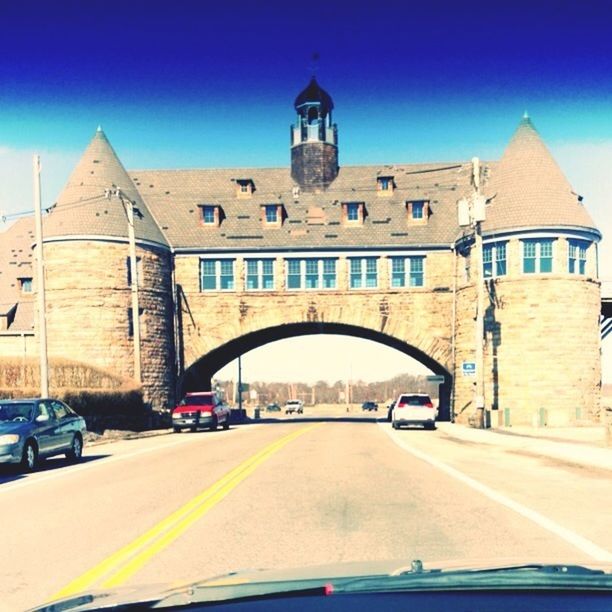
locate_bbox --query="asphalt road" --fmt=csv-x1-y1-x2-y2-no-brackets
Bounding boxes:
0,412,610,610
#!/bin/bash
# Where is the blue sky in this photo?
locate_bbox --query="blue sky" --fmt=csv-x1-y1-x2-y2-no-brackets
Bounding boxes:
1,0,610,383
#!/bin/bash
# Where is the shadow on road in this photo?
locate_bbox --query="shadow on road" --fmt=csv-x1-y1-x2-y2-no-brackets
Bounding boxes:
0,454,110,485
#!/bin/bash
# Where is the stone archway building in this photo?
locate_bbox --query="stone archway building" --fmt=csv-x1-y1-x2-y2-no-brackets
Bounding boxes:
0,79,602,425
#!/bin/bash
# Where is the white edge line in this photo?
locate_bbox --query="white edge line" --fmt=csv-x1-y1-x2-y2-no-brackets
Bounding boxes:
0,424,264,496
379,422,612,563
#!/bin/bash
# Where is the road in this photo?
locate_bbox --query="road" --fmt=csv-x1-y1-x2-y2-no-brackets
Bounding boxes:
1,410,610,610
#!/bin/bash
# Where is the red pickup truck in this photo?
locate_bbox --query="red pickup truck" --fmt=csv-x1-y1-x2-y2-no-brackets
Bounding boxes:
171,392,231,433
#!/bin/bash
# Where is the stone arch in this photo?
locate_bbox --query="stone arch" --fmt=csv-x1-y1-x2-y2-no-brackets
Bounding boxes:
179,322,453,421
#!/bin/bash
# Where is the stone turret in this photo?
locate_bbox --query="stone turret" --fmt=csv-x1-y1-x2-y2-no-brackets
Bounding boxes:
290,77,339,191
453,116,602,425
40,128,175,409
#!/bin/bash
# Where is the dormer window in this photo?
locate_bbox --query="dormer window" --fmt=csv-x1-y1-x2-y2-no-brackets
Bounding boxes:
406,200,429,223
236,179,254,198
342,202,365,225
377,176,394,195
199,204,223,227
19,277,33,293
261,204,284,227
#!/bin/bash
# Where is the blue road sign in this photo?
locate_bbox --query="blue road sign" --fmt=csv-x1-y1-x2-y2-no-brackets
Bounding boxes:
462,362,476,376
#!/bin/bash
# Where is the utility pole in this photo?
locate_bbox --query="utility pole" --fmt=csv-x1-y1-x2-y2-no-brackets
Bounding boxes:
33,155,49,397
109,186,142,383
458,157,487,428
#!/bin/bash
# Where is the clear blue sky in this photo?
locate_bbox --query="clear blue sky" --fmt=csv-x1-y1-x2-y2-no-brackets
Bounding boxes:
1,0,610,382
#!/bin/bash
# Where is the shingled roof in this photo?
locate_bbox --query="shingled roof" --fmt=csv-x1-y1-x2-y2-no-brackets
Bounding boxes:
483,116,597,233
43,128,169,248
130,162,473,251
0,217,34,327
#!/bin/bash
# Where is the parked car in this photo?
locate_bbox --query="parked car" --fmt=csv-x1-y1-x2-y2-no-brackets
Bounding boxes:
391,393,437,430
266,403,281,412
0,398,87,471
285,399,304,414
362,401,378,411
172,392,231,432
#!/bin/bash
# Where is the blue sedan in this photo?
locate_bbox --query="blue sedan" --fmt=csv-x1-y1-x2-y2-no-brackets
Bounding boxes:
0,399,87,471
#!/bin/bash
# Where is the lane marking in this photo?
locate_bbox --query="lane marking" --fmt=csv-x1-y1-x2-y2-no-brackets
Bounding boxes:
0,424,264,496
379,422,612,562
52,423,321,600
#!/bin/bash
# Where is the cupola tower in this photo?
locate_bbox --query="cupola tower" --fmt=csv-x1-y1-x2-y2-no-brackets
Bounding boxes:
290,77,339,191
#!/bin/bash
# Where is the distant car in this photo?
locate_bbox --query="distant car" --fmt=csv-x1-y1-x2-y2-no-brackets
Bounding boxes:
362,401,378,411
172,392,231,432
266,403,281,412
0,398,86,471
391,393,437,430
285,399,304,414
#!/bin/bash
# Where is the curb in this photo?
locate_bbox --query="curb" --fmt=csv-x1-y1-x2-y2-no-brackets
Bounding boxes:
436,423,612,472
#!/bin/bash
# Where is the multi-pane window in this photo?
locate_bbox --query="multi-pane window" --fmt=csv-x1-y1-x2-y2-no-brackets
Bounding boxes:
246,259,274,290
390,256,425,287
523,239,553,274
568,240,588,274
349,257,378,289
286,258,337,290
483,242,507,278
265,205,278,223
346,203,360,221
202,205,216,224
200,259,235,291
412,201,424,219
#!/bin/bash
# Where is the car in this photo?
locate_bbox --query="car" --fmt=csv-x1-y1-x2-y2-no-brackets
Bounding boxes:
266,403,281,412
0,398,87,471
172,392,231,432
391,393,437,430
284,399,303,414
362,401,378,411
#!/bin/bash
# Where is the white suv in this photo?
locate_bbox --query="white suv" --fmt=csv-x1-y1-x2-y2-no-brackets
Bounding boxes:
392,393,436,430
285,399,304,414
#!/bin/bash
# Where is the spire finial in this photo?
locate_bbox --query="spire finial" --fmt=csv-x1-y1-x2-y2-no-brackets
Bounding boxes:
523,110,529,120
96,125,103,133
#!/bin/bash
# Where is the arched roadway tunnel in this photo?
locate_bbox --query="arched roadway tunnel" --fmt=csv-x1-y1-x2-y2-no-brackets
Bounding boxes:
179,322,453,421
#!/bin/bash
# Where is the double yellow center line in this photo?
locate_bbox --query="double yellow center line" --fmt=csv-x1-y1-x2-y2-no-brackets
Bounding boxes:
52,424,321,601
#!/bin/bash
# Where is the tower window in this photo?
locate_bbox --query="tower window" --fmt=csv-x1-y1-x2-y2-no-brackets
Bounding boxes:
568,240,588,274
483,242,507,278
522,239,554,274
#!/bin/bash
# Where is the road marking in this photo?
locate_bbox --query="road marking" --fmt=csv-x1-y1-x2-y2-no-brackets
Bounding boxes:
0,425,263,496
51,423,321,601
379,423,612,563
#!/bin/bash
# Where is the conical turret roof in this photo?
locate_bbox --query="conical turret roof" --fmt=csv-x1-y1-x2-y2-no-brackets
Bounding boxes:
43,128,168,247
483,117,597,233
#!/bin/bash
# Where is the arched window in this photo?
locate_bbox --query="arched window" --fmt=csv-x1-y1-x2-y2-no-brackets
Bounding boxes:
307,106,319,125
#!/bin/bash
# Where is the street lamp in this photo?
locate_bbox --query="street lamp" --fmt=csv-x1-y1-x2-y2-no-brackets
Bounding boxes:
458,157,488,428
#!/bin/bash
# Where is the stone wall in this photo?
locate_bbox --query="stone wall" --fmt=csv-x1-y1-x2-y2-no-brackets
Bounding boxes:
291,142,339,191
453,236,601,425
40,240,176,409
174,250,455,380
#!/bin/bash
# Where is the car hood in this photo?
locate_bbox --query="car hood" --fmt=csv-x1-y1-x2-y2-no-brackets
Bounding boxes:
30,557,612,611
0,421,30,435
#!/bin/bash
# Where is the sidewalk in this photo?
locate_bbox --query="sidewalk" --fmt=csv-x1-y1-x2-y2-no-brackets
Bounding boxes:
436,422,612,471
